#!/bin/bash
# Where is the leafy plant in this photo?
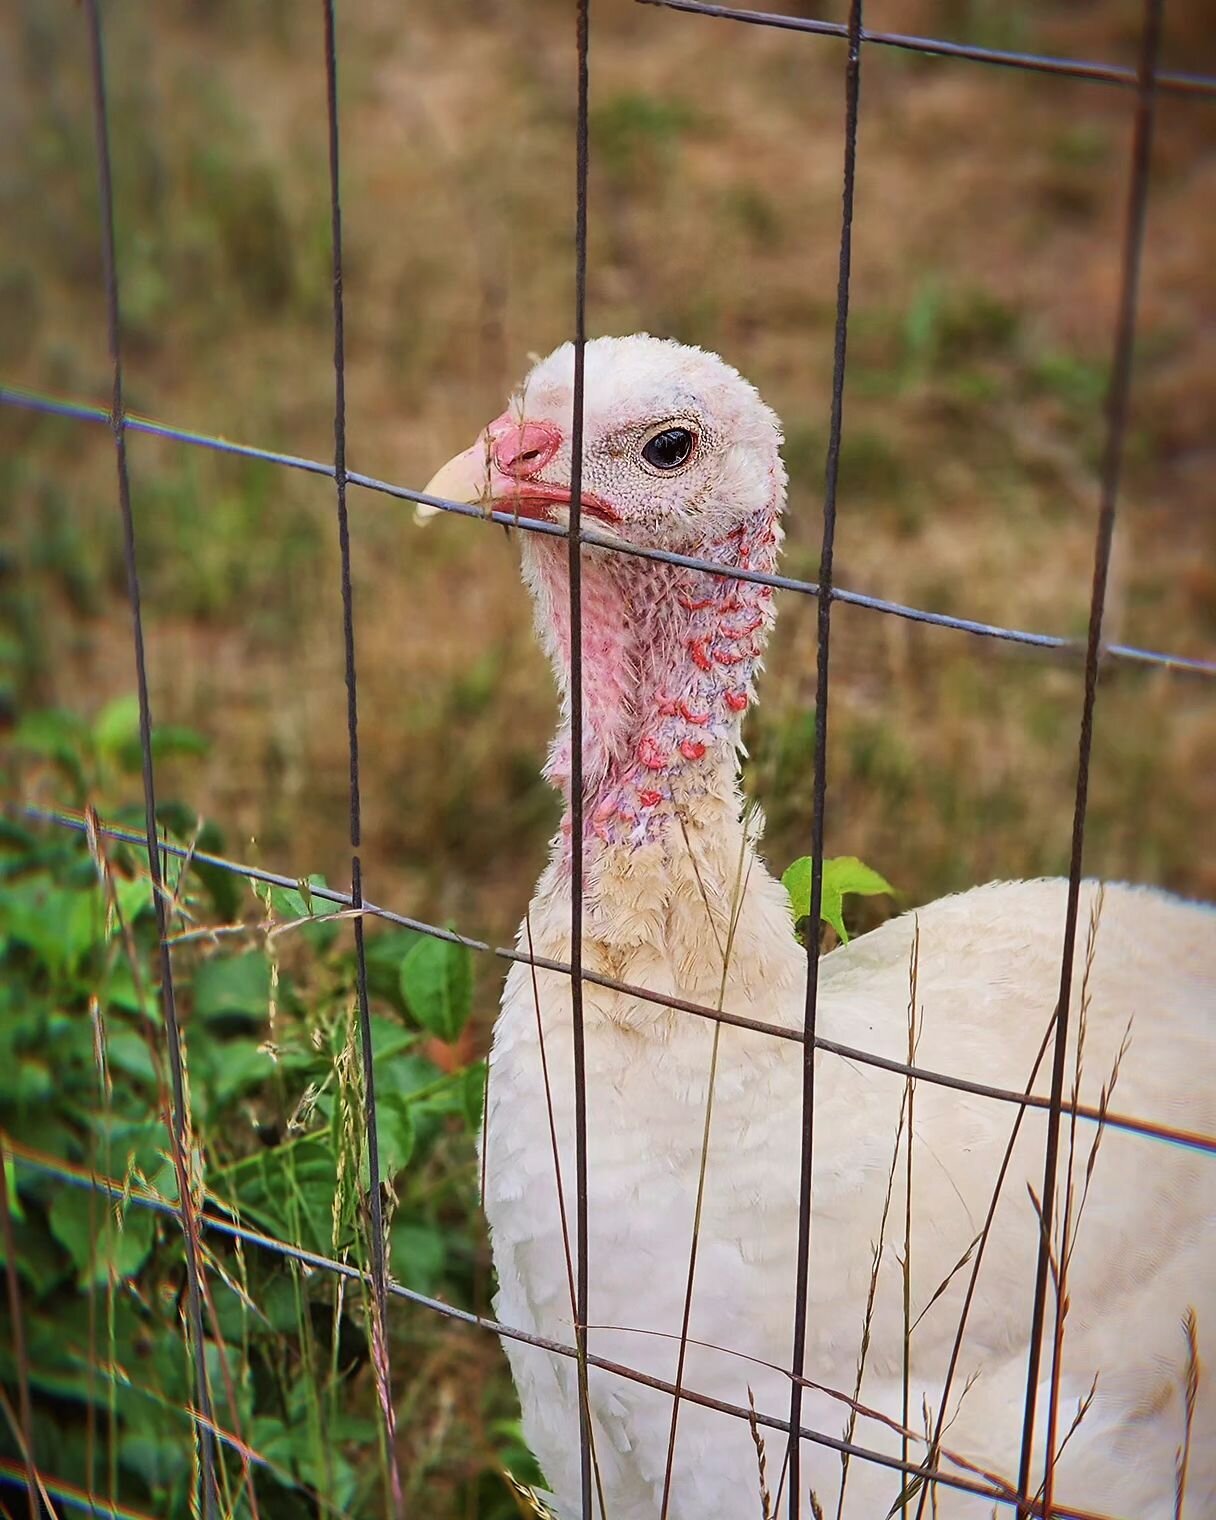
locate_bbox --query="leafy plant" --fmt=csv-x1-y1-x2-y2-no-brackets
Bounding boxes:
0,700,512,1518
782,854,896,946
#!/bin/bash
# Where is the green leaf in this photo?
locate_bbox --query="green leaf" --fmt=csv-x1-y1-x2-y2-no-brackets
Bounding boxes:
121,1430,192,1490
269,873,340,925
376,1052,443,1102
0,1209,71,1298
388,1220,446,1295
464,1059,487,1132
93,693,142,761
48,1186,155,1285
11,709,90,790
822,856,895,944
85,1117,170,1179
65,886,103,965
219,1136,336,1255
149,723,210,762
781,855,894,945
259,1274,310,1335
106,960,151,1017
822,855,895,901
113,873,155,927
13,708,90,756
92,697,209,774
104,1029,160,1087
363,926,424,1012
780,856,813,926
13,1057,54,1103
369,1092,415,1182
400,936,473,1043
207,1039,277,1106
193,950,271,1024
0,876,95,975
369,1013,415,1064
3,1154,22,1221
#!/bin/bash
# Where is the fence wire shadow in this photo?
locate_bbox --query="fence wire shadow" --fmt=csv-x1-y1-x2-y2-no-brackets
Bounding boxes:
3,2,1214,1519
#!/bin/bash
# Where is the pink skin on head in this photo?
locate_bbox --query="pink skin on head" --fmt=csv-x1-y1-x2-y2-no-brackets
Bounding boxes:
528,491,781,852
489,413,561,479
476,411,622,525
434,337,787,857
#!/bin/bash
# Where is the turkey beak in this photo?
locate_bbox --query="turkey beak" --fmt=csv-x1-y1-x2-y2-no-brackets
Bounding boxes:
416,434,495,524
419,417,618,528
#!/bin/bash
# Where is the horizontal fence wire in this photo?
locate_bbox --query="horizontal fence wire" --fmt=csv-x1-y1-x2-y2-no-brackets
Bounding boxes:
3,385,1215,679
637,0,1216,97
1,1145,1147,1520
18,804,1215,1160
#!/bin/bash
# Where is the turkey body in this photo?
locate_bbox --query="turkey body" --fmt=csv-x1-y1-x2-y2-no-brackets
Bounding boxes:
426,334,1215,1519
484,831,1215,1519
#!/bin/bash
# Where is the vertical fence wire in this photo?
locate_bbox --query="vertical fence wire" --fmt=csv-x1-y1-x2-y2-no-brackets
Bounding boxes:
319,3,403,1514
81,4,219,1517
568,2,595,1513
1015,1,1165,1511
785,3,863,1512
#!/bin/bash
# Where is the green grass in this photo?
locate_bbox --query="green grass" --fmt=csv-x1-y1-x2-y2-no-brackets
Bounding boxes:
591,91,703,182
1,710,529,1519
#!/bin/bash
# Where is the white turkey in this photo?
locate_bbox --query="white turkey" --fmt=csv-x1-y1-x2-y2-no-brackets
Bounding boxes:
423,335,1214,1519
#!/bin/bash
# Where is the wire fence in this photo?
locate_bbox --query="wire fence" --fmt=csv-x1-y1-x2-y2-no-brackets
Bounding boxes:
3,2,1215,1519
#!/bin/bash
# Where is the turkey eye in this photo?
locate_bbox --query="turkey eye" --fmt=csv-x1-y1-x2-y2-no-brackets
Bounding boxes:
642,427,695,471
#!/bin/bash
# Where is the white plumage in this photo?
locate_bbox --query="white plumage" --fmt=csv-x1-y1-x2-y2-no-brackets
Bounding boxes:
425,336,1215,1519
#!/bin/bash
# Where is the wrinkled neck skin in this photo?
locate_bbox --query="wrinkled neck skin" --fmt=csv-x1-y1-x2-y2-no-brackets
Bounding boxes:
521,500,781,874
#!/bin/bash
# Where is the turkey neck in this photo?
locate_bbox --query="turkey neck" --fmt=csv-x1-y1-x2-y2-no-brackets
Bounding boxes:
520,504,780,857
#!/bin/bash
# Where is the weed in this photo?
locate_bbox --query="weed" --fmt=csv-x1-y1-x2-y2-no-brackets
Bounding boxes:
0,708,518,1517
722,184,784,249
1026,350,1109,412
902,282,1021,379
591,92,701,182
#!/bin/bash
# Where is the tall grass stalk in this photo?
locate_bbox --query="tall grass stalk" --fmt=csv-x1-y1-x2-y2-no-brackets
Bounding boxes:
1040,892,1125,1512
336,999,400,1520
1175,1308,1199,1519
912,998,1062,1520
517,909,609,1515
746,1386,774,1520
899,924,922,1515
658,807,755,1518
836,930,922,1519
86,823,225,1517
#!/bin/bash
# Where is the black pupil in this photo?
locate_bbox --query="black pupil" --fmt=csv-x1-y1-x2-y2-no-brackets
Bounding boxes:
643,427,694,470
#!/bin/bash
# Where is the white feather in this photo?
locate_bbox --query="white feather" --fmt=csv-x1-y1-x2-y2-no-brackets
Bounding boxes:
429,336,1215,1519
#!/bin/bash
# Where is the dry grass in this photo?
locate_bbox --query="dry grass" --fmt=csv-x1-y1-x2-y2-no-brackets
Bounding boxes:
5,2,1213,948
3,0,1214,1506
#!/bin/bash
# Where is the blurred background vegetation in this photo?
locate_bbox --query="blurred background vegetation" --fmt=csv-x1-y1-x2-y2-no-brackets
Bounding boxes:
1,0,1213,1516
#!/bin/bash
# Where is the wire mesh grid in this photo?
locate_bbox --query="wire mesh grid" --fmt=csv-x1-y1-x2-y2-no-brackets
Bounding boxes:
3,2,1214,1518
